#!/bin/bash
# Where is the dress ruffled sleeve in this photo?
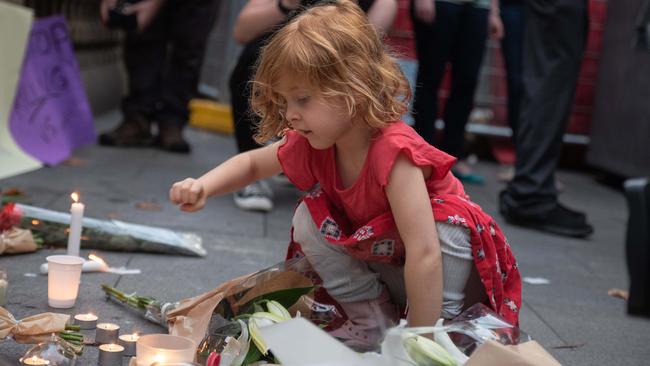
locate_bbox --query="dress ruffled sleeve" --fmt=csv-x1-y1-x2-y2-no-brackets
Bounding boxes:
277,131,317,191
373,127,457,187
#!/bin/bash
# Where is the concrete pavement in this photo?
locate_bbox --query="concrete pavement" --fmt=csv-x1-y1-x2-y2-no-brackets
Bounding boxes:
0,111,648,365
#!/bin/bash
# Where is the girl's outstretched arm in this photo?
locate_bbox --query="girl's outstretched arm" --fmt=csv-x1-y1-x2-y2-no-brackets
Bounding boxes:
170,141,283,212
385,154,443,327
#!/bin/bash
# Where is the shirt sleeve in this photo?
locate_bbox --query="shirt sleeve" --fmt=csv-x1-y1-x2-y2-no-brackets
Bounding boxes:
373,130,457,187
277,131,318,191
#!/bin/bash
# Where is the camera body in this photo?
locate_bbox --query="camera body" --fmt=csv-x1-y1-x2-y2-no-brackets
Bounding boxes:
107,0,142,31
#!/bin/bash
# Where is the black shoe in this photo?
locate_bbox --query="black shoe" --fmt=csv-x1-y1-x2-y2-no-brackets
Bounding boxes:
499,191,593,238
99,115,153,147
157,122,190,154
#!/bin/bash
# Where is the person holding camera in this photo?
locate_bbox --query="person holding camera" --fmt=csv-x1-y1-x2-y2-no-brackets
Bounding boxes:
98,0,219,153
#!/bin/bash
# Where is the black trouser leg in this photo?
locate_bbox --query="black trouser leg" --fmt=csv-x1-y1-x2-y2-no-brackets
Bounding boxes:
502,0,588,216
229,42,264,153
500,0,525,135
441,5,489,159
121,9,168,120
410,1,461,146
158,0,219,127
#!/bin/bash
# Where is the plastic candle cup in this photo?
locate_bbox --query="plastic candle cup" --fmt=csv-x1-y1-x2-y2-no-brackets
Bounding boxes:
74,313,98,330
136,334,196,366
46,255,84,308
96,323,120,344
119,333,140,356
98,343,124,366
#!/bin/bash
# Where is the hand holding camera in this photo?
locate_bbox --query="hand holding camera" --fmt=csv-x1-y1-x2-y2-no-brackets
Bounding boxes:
101,0,164,32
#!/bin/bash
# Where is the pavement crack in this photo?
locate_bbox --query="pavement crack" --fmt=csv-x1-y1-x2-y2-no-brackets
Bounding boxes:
523,299,570,346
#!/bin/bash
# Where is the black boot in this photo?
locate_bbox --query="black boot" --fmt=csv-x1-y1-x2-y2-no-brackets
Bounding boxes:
99,115,153,147
157,122,190,153
499,190,594,238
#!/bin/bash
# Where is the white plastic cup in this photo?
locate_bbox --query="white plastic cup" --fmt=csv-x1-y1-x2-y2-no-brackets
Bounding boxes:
47,255,84,308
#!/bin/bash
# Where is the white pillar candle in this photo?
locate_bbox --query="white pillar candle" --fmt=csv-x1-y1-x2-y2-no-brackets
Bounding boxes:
96,323,120,344
136,334,196,366
74,313,98,330
46,255,84,308
67,192,84,257
119,333,140,356
98,343,124,366
21,356,50,365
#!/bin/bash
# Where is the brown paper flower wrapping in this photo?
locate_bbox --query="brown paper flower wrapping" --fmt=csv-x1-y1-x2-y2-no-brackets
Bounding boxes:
166,270,313,346
0,307,69,343
0,227,37,255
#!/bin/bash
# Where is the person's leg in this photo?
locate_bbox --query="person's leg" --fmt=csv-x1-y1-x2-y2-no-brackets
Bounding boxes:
99,5,169,147
369,222,474,320
228,40,274,211
410,0,462,146
500,0,592,237
157,0,219,153
500,0,525,135
442,4,489,160
292,202,398,350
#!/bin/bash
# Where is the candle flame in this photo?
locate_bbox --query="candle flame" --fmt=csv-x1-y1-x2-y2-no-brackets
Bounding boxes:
31,219,40,225
71,192,79,203
154,354,165,362
88,254,108,267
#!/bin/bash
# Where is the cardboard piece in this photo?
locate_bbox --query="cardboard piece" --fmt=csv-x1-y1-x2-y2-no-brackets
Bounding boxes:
465,339,562,366
0,2,41,179
8,15,96,166
259,317,367,366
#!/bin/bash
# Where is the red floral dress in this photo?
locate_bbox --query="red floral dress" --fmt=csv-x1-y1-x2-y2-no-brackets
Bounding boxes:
278,122,521,325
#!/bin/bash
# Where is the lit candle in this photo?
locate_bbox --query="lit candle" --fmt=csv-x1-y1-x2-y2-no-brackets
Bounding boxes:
46,255,84,308
21,356,50,365
67,192,84,257
95,323,120,344
119,333,140,356
74,313,98,330
136,334,196,366
98,343,124,366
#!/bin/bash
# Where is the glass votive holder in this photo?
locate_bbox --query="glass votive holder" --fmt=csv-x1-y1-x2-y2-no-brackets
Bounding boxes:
46,255,83,309
136,334,196,366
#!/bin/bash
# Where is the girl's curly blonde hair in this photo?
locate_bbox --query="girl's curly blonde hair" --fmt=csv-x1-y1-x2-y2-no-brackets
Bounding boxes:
250,0,411,143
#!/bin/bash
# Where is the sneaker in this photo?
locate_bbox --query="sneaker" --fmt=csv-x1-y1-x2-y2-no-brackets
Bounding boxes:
99,115,153,147
157,122,190,154
271,172,293,187
499,190,593,238
233,182,273,212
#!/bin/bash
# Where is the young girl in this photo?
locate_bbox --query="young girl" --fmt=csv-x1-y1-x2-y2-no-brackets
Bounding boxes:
170,0,520,350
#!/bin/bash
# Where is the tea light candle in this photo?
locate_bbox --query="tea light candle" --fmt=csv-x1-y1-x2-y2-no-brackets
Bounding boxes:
21,356,50,365
67,192,84,257
96,323,120,344
119,333,140,356
74,313,98,330
98,343,124,366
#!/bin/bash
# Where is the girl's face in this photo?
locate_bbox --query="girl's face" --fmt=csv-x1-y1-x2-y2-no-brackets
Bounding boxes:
277,77,354,150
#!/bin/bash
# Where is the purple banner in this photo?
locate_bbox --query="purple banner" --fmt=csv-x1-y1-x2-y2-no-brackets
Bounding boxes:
9,15,95,165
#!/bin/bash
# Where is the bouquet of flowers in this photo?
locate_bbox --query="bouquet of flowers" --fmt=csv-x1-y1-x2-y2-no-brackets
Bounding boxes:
102,257,345,366
16,203,205,257
0,203,39,255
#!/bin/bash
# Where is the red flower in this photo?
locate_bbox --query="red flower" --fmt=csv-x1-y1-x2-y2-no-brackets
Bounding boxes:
0,203,21,232
206,352,221,366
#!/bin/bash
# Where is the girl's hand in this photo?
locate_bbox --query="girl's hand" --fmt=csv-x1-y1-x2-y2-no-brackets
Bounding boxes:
414,0,435,24
489,11,504,39
169,178,207,212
